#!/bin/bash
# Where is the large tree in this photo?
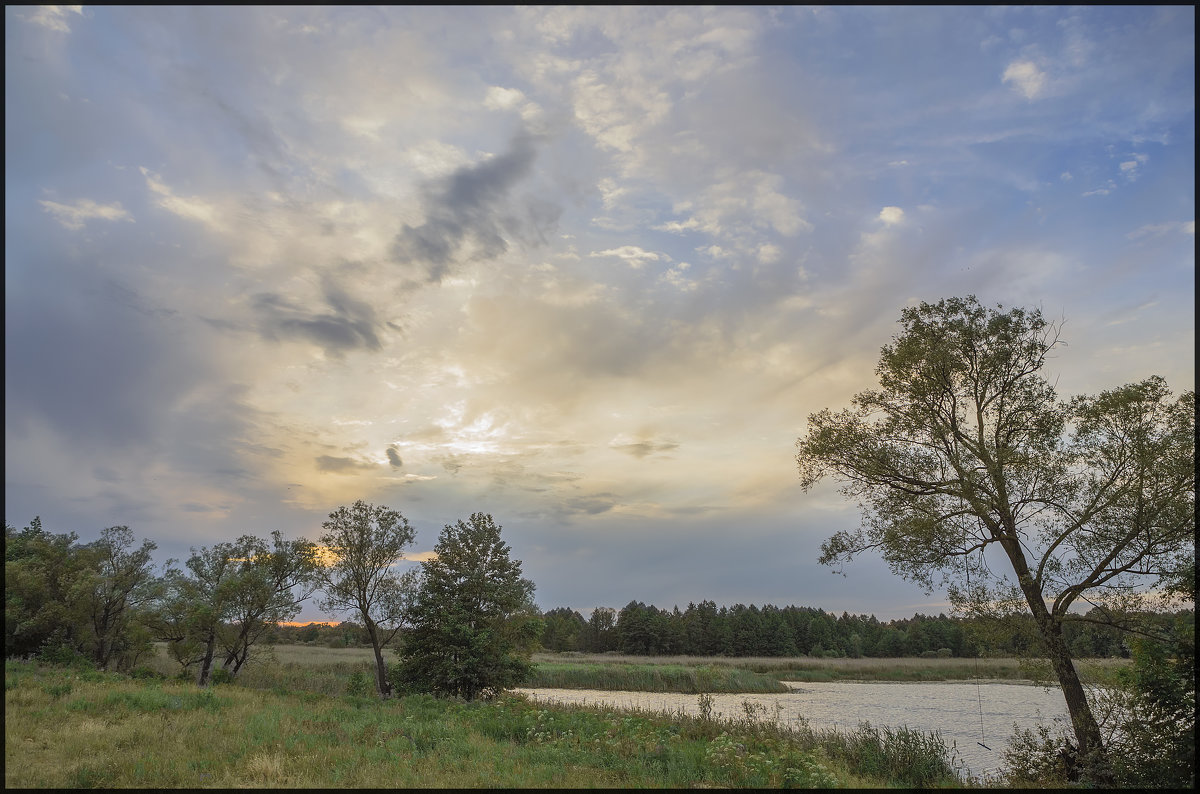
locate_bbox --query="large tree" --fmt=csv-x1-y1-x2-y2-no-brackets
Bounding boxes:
79,526,158,670
394,512,540,701
316,500,416,698
795,296,1194,780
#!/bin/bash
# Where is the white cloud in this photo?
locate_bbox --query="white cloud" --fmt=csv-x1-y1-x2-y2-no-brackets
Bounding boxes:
1118,153,1149,182
878,206,905,227
1002,59,1047,100
39,198,133,230
590,246,668,268
21,5,83,33
1126,220,1195,240
484,86,527,111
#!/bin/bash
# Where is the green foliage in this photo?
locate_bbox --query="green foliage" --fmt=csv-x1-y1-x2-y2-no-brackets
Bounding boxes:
1104,618,1195,788
794,295,1196,763
316,500,416,698
394,513,540,701
6,518,160,672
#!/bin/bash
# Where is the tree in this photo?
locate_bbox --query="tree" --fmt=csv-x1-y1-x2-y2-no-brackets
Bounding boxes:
6,519,158,670
79,526,158,670
541,607,586,652
316,500,416,698
156,538,253,687
217,531,320,676
394,512,540,701
5,518,90,659
796,296,1194,780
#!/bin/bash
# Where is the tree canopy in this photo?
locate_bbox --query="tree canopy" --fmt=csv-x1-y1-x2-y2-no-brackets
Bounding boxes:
796,296,1195,781
394,512,540,701
316,500,416,698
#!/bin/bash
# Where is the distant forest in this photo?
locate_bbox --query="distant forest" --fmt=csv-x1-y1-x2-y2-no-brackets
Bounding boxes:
272,600,1188,659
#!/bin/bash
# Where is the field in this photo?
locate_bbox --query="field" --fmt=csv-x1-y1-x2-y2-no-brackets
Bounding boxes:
142,644,1130,696
9,644,1122,787
6,659,966,789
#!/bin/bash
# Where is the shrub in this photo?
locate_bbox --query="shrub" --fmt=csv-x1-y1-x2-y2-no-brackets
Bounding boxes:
209,668,234,686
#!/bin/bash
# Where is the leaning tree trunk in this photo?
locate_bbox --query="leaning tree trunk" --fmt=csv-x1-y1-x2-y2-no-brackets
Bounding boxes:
1005,541,1107,781
362,618,392,699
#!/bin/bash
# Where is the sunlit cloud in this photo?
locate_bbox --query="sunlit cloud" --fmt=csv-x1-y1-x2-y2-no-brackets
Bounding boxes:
39,198,133,230
1002,59,1047,100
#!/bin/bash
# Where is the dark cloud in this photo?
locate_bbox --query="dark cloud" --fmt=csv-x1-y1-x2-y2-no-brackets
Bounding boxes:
253,277,384,356
386,446,403,469
391,132,558,282
610,438,680,459
315,455,377,473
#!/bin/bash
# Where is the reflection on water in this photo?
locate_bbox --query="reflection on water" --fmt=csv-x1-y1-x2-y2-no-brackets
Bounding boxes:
513,680,1071,779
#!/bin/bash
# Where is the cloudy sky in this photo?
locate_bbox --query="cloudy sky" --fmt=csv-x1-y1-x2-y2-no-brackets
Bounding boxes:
6,6,1194,622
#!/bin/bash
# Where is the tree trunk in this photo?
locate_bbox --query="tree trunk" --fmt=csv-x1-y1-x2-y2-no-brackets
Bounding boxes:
1006,544,1107,780
363,618,392,699
196,631,217,687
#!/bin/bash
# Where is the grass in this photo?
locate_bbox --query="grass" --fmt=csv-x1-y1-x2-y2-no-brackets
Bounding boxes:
6,659,966,789
527,661,789,693
531,652,1130,686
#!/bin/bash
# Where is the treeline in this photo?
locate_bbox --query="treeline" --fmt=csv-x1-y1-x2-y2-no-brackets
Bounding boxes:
539,600,1188,659
6,507,540,702
5,518,318,685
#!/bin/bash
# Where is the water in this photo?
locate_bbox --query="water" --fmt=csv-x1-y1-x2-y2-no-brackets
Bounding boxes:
512,680,1072,780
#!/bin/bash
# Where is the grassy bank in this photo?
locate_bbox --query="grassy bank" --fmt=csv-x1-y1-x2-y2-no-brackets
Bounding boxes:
532,652,1130,686
527,661,789,693
6,660,966,789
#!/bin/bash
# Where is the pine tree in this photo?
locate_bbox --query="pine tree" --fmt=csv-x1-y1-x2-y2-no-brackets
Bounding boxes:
394,513,540,700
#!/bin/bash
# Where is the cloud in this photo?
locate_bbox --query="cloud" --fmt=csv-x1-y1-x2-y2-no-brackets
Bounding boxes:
590,245,668,268
1126,220,1194,240
251,276,386,358
609,434,679,459
386,446,403,469
390,131,556,282
20,5,83,33
315,455,377,474
878,206,905,226
39,198,133,230
1002,59,1047,100
1118,153,1149,182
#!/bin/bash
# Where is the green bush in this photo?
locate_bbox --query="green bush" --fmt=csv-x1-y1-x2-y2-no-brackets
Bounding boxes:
208,668,234,686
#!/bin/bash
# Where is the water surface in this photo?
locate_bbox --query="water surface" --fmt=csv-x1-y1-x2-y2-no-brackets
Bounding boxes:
514,680,1071,779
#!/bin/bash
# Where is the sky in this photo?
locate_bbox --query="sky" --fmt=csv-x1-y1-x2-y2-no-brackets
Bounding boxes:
5,6,1195,623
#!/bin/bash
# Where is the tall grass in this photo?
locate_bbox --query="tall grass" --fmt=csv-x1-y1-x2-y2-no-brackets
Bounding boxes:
528,662,788,693
6,659,966,789
531,651,1129,685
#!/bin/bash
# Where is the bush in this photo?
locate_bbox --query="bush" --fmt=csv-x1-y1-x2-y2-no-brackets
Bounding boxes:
36,643,95,671
128,666,164,680
209,668,234,686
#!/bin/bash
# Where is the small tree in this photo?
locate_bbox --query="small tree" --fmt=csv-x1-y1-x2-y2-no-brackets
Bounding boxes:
218,531,320,676
796,296,1194,780
316,500,416,698
394,512,541,700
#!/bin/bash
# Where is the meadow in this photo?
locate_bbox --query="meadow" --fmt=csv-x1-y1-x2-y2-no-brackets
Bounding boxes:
9,644,1127,788
6,659,966,789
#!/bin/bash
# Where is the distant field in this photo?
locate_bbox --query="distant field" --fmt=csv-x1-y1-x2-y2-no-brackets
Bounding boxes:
149,643,1128,690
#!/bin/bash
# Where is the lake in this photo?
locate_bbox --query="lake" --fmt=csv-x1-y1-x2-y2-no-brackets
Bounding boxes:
513,680,1073,780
